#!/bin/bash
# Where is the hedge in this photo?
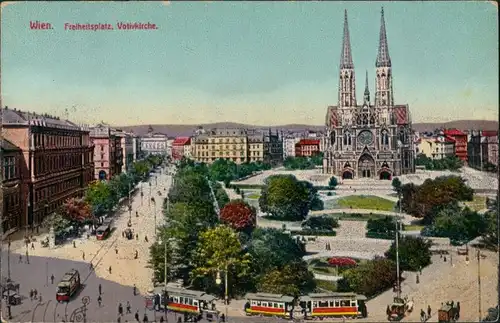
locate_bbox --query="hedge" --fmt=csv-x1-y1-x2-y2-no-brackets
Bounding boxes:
230,183,331,190
365,231,395,240
290,230,337,236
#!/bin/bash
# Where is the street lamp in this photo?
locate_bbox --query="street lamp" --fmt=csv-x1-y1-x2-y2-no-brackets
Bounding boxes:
152,197,157,236
216,265,229,321
141,184,144,206
128,182,132,220
149,182,152,207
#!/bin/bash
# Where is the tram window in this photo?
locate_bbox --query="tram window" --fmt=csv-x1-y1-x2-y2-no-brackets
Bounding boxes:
334,300,340,307
312,301,318,307
174,297,179,303
278,303,283,309
251,301,256,306
351,301,357,307
341,300,349,307
193,300,198,306
272,303,277,308
319,301,329,307
262,302,268,307
188,298,193,306
179,297,184,304
329,301,335,307
256,301,261,306
168,297,174,302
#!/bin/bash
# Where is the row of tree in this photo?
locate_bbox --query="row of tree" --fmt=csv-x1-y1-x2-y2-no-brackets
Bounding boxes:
208,158,271,186
149,160,317,298
45,155,165,238
415,154,464,171
283,154,323,170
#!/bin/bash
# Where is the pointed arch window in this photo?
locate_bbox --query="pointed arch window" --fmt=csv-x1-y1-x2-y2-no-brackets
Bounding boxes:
343,131,352,146
381,129,390,145
330,131,336,146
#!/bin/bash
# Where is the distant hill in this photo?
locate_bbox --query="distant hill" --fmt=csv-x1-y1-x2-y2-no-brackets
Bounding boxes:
117,120,498,137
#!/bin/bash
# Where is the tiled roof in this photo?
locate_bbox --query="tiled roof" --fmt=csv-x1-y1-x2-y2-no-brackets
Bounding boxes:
444,129,466,136
481,131,498,137
1,139,21,151
296,139,320,146
2,107,82,130
172,137,191,146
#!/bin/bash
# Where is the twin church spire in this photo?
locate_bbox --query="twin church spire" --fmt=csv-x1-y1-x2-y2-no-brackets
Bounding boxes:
338,8,392,108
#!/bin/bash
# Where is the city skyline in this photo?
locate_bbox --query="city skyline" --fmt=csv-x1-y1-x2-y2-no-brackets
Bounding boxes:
1,1,498,126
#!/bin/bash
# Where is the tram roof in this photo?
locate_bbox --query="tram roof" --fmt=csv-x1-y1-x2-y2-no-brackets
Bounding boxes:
300,292,366,301
61,269,79,281
244,293,294,303
153,286,217,302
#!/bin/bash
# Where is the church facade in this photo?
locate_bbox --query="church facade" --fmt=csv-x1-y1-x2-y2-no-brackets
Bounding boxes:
323,8,415,180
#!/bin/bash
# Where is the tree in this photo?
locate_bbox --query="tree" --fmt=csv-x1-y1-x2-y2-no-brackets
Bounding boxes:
209,158,236,182
256,261,316,296
61,198,93,224
220,200,257,233
328,176,338,190
259,175,311,221
391,177,402,194
302,216,339,231
131,160,150,179
249,228,305,274
431,205,488,244
385,236,432,271
212,181,230,209
43,212,72,237
283,157,315,170
341,258,397,297
168,171,212,204
85,180,117,216
191,225,252,298
366,216,395,235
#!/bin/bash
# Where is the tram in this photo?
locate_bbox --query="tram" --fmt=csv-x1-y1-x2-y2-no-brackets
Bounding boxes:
244,293,295,318
300,292,368,319
153,285,219,321
56,269,81,302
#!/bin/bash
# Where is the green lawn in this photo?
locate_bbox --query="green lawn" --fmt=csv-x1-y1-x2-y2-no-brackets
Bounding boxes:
463,195,487,211
308,258,367,277
336,195,395,211
246,193,260,199
315,280,338,292
312,213,391,221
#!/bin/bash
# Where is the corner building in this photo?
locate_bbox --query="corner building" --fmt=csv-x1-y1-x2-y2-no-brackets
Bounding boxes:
323,9,415,180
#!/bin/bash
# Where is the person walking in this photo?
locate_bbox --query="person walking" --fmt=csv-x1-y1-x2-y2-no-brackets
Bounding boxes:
51,274,55,284
126,301,132,314
97,295,102,307
19,254,23,263
427,305,431,319
31,242,35,250
118,303,124,316
135,310,140,322
117,316,121,323
142,313,149,323
133,284,137,296
29,289,33,301
26,250,30,264
99,284,102,295
109,266,112,274
159,316,164,323
82,251,85,260
115,248,119,255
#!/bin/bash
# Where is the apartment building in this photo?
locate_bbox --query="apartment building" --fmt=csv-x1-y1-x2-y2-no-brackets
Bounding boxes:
444,129,467,162
416,135,455,159
468,130,498,170
90,124,122,180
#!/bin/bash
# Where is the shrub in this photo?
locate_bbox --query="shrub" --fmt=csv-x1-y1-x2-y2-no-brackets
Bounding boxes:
290,230,337,236
302,216,339,230
365,231,394,240
326,191,333,196
328,257,357,267
366,216,396,234
342,258,397,297
328,176,339,189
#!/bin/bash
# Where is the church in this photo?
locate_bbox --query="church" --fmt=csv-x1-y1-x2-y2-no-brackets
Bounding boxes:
323,8,415,180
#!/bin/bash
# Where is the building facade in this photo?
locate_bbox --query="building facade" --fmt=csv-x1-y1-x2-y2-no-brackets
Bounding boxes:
114,129,134,173
2,107,94,231
323,9,414,180
468,130,498,171
1,139,23,235
295,139,321,157
141,132,169,156
172,137,191,161
282,134,301,159
132,134,142,162
192,128,283,165
417,136,455,159
444,129,467,161
91,124,119,180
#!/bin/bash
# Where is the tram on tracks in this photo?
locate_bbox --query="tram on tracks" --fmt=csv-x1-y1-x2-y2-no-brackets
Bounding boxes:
56,269,81,302
243,292,368,320
152,285,219,321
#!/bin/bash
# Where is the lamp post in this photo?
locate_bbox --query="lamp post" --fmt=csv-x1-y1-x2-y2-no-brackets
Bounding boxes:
128,182,132,220
215,265,229,321
141,184,144,206
395,193,401,298
149,182,152,207
152,197,157,236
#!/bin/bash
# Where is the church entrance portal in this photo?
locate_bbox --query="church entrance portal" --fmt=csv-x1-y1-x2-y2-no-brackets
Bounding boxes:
379,171,392,180
342,171,353,180
358,154,376,179
98,170,107,180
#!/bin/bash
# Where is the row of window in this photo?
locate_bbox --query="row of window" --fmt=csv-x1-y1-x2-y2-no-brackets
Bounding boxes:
196,151,246,157
3,156,18,180
312,300,357,308
168,296,198,307
34,153,83,177
33,133,83,149
250,301,285,309
34,176,82,204
4,193,20,210
197,157,246,163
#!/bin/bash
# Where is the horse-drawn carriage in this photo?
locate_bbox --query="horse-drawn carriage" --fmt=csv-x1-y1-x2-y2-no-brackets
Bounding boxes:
387,297,408,321
124,228,133,240
438,302,460,323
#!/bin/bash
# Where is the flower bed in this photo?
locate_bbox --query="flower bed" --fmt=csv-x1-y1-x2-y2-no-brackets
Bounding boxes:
328,257,357,267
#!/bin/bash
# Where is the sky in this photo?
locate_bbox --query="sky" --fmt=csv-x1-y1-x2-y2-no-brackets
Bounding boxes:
1,1,498,126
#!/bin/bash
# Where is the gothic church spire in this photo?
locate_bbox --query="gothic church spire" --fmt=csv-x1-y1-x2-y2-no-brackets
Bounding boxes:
364,70,370,103
376,7,391,68
340,9,354,69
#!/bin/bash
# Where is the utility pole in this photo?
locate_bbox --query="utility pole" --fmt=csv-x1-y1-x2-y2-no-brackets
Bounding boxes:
395,193,401,299
128,182,132,220
477,249,482,322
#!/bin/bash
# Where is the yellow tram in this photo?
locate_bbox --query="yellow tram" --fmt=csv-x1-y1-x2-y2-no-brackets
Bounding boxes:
299,292,368,319
244,293,295,318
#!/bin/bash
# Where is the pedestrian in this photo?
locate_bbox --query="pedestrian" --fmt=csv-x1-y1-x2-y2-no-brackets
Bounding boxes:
82,251,85,260
136,234,139,240
118,303,123,316
51,274,55,284
126,301,131,314
90,262,94,270
142,313,148,323
98,295,102,307
73,241,76,248
135,250,138,259
419,266,422,275
99,284,102,295
133,284,137,296
19,254,23,263
109,266,112,274
29,289,33,301
427,305,431,318
115,248,119,255
117,316,121,323
39,294,42,303
26,250,30,264
122,231,125,238
420,309,425,321
136,211,139,217
34,289,38,299
159,316,164,323
220,313,225,322
135,310,140,322
145,236,148,243
31,242,35,250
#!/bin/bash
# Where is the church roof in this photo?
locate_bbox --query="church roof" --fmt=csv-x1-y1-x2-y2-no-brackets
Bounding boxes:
340,10,354,69
376,7,392,68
